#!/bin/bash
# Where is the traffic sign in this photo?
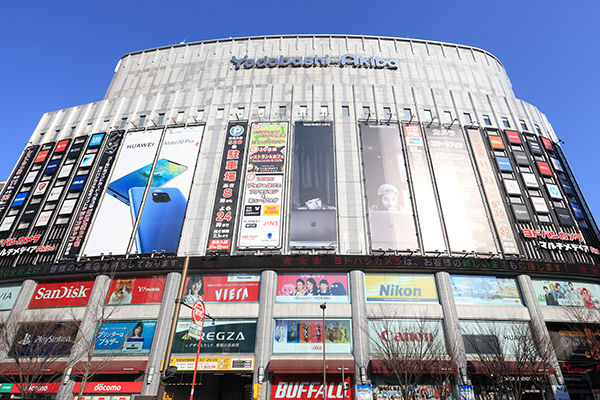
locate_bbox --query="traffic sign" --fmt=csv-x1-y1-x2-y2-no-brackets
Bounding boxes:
192,300,205,325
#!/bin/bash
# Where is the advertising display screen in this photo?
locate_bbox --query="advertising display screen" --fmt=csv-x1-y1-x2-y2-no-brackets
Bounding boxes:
450,275,522,306
275,273,349,302
105,275,166,305
271,376,352,400
361,124,418,251
489,136,505,149
511,204,531,221
402,125,446,252
505,130,521,144
551,157,564,172
571,203,585,219
290,122,337,249
207,123,248,252
531,197,549,214
238,123,289,248
541,137,554,152
547,325,598,362
55,139,70,153
94,320,156,355
368,319,446,355
504,180,521,195
424,127,496,254
546,184,562,200
29,280,95,308
522,173,539,189
364,273,437,302
555,208,575,226
11,322,79,357
173,319,256,355
513,151,530,166
461,320,530,356
531,278,600,308
537,161,552,176
528,139,544,155
273,319,351,354
182,273,260,304
496,157,513,171
0,282,22,310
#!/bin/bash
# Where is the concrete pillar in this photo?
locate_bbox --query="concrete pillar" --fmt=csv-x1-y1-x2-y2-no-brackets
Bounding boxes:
0,279,37,358
141,271,182,396
57,274,111,400
350,270,369,385
517,274,563,385
254,270,276,400
435,271,468,384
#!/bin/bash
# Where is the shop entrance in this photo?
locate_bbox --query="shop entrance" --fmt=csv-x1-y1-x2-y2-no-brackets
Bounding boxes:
165,372,252,400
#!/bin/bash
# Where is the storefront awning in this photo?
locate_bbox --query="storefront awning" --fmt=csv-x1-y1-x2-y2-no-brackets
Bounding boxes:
370,360,457,374
467,360,554,375
72,359,148,374
269,359,355,374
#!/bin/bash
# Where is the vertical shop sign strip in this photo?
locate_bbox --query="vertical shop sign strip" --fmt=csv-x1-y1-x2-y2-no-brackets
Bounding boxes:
62,133,122,259
238,123,288,249
466,129,519,255
423,127,497,254
131,126,204,254
361,124,418,251
402,125,446,252
0,146,40,221
207,123,248,252
290,122,337,249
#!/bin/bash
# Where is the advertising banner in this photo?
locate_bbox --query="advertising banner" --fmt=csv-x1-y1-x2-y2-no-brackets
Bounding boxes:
207,123,248,252
531,278,600,308
461,320,530,356
273,319,352,354
290,122,337,249
371,377,445,400
424,127,497,254
547,325,599,362
0,282,21,310
83,129,164,256
450,275,521,306
368,319,446,355
168,356,254,371
361,124,418,251
0,145,39,221
130,126,204,254
505,130,521,144
275,273,349,302
72,382,143,394
29,279,95,308
364,273,437,303
94,320,156,355
271,375,352,400
402,125,446,252
173,319,256,355
104,275,166,305
182,273,260,303
11,322,79,356
466,129,519,255
238,122,288,248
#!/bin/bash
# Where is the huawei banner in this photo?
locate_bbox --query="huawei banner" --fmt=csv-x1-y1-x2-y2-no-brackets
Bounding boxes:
290,122,337,249
402,125,446,252
423,127,497,254
207,123,248,251
466,129,519,255
361,124,418,251
238,122,289,248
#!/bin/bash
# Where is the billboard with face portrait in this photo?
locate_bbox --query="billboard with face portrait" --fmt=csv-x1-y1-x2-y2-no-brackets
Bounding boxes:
94,320,156,355
182,273,260,304
531,278,600,308
275,273,349,302
104,275,166,305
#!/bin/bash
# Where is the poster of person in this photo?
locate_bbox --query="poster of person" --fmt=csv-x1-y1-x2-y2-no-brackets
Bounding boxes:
450,275,522,306
94,320,156,355
272,319,352,354
183,273,260,304
275,273,349,302
105,275,166,305
531,278,600,308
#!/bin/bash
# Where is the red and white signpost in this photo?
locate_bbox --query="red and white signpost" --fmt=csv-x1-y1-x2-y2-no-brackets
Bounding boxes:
189,300,206,400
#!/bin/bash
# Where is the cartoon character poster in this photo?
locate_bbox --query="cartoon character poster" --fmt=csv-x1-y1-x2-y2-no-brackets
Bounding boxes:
273,319,352,354
532,278,600,308
275,273,349,303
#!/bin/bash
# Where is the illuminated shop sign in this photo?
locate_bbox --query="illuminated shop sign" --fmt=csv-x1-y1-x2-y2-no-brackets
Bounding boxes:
364,273,437,303
168,356,254,371
522,228,599,254
231,54,398,69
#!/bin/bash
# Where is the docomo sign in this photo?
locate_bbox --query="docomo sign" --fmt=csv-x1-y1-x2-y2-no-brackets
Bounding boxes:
72,381,143,394
272,376,352,400
192,300,206,325
232,54,398,70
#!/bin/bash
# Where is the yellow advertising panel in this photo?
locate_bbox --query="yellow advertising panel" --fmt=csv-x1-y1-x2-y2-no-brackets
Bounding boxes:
167,356,254,371
364,273,437,302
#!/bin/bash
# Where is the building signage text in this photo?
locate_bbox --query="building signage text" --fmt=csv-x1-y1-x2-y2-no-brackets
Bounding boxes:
232,54,398,70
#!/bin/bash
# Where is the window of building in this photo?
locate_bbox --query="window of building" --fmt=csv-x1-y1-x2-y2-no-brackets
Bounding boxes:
320,105,328,117
119,118,128,129
69,126,77,135
404,108,412,120
535,125,542,135
444,111,452,123
84,123,92,134
258,106,266,119
279,106,286,117
176,111,185,123
424,109,433,121
300,105,308,117
342,106,350,117
157,113,165,125
383,107,392,119
197,110,204,120
216,109,224,119
138,115,146,127
501,117,511,128
237,107,245,118
101,120,110,131
363,106,370,118
482,115,492,126
519,120,528,130
463,113,472,124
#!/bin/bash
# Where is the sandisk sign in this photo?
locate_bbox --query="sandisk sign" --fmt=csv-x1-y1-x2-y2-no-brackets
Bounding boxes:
271,376,352,400
29,280,95,308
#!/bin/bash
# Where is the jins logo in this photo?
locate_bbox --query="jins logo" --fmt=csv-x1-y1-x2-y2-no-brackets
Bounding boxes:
35,285,90,300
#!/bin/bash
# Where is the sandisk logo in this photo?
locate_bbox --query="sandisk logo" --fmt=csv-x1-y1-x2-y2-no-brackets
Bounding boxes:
94,384,122,392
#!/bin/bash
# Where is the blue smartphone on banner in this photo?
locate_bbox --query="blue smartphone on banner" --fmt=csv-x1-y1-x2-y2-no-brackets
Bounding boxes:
108,159,188,204
128,187,187,254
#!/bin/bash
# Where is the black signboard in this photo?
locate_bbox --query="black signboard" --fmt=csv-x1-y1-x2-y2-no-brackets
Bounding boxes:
511,204,531,221
10,322,79,357
527,138,544,156
555,208,575,226
0,146,40,221
173,320,256,355
513,151,530,166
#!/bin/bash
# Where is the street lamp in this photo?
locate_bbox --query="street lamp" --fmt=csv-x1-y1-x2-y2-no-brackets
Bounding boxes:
320,303,327,400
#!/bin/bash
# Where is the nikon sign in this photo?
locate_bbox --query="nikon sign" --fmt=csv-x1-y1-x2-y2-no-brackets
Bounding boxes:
232,54,398,69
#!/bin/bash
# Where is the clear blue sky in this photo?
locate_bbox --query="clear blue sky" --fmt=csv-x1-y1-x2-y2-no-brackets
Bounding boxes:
1,0,599,222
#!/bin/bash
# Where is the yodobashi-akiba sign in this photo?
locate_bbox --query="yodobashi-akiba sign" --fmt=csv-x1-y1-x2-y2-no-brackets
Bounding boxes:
232,54,398,69
522,228,600,255
272,376,352,400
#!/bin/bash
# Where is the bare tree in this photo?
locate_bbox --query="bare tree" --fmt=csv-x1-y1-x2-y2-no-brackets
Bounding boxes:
0,309,79,399
462,320,554,400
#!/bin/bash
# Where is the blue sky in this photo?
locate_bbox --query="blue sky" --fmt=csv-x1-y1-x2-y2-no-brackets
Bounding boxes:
1,0,599,221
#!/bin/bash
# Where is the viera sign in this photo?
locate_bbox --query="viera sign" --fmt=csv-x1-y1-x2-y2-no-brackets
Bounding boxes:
231,54,398,69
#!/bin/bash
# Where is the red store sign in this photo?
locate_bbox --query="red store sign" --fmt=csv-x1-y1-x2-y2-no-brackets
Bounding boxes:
73,381,143,394
29,280,95,308
271,375,352,400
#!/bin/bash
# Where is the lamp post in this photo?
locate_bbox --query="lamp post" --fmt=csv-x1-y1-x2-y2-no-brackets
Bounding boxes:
320,303,327,400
